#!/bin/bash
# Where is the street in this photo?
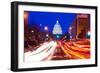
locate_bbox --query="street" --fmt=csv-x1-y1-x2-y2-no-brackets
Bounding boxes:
25,39,90,62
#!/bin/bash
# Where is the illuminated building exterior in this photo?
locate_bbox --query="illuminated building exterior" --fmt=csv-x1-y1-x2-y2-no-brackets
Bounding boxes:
53,20,62,39
71,14,90,39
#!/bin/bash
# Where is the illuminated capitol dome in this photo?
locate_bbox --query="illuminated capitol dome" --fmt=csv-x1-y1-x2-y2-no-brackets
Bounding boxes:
52,20,62,39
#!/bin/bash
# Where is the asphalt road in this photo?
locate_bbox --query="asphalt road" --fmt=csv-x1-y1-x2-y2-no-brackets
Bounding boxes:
25,39,90,62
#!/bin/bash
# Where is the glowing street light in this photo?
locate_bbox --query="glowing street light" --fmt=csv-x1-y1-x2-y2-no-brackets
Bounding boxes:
31,30,34,33
87,31,90,36
56,35,60,39
87,31,90,38
68,26,73,40
40,24,42,26
68,26,72,34
44,26,48,31
24,12,28,20
46,34,49,37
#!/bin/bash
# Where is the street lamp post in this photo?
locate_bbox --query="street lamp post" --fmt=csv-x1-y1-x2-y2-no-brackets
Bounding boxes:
44,26,49,41
68,27,72,41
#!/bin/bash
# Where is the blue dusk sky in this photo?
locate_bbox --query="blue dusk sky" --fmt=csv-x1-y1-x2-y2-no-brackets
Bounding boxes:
27,11,76,34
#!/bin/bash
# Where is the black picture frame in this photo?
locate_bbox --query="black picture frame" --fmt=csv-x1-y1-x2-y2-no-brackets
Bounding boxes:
11,1,98,72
